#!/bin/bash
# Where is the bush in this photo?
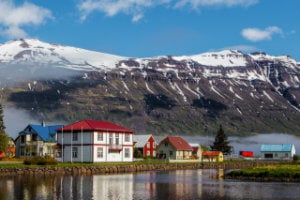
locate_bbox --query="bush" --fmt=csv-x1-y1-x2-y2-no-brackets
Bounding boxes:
293,155,299,162
133,148,143,158
24,155,58,165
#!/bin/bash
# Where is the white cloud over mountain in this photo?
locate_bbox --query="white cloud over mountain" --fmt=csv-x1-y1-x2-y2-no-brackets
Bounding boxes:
78,0,258,22
0,0,52,39
241,26,283,42
174,0,258,9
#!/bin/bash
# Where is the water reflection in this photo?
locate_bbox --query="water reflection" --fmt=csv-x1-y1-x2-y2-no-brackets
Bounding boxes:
1,169,300,200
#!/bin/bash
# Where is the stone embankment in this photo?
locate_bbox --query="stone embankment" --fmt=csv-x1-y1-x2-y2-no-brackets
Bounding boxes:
0,161,283,177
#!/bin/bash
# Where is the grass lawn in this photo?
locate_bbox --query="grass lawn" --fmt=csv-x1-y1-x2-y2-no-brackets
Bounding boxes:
226,164,300,180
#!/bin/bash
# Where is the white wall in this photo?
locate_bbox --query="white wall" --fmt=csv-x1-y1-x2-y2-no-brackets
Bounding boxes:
58,131,133,162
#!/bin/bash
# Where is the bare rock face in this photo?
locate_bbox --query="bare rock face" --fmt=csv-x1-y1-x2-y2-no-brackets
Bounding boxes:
0,39,299,136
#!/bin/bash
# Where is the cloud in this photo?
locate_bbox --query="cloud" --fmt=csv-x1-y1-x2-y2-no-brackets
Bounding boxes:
174,0,258,9
0,0,52,39
241,26,283,42
78,0,257,22
78,0,163,22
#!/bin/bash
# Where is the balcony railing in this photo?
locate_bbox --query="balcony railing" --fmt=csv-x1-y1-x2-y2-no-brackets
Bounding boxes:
109,144,123,151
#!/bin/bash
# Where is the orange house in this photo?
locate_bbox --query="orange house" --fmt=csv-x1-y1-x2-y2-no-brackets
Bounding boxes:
0,137,16,158
202,151,223,162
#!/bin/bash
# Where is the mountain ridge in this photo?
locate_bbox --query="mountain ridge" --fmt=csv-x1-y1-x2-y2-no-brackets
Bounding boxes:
0,39,300,136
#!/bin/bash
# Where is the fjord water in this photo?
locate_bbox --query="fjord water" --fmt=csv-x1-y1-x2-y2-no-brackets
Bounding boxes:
1,169,300,200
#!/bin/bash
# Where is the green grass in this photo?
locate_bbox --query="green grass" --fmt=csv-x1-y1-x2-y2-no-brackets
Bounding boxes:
227,164,300,180
0,159,171,168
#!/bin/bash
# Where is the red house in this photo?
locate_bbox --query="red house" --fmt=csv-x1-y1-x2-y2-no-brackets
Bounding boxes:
133,135,157,157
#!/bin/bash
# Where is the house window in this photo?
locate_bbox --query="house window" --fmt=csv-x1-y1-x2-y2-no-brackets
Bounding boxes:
165,142,168,147
147,142,150,148
125,134,130,142
169,151,173,156
72,147,78,158
115,134,119,145
21,135,25,143
72,133,78,141
109,134,113,144
285,153,288,157
97,133,103,141
147,150,150,156
125,148,130,158
97,147,103,158
153,150,156,157
20,147,25,156
32,134,38,141
153,142,156,148
56,150,62,158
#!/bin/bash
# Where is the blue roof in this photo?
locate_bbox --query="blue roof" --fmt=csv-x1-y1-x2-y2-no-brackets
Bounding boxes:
22,124,63,142
260,144,294,152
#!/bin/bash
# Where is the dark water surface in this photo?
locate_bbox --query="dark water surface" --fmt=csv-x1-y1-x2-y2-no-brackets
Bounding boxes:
1,169,300,200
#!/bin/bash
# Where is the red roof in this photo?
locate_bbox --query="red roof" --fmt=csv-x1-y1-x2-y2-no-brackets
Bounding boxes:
160,136,193,151
57,120,133,133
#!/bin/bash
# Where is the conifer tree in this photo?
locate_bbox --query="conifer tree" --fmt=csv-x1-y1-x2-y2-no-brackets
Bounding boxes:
0,104,9,153
211,125,231,154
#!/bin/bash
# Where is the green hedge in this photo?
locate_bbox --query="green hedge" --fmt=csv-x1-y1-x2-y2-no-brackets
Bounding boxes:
23,155,58,165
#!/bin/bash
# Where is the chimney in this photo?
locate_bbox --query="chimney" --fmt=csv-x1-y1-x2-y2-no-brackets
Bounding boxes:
41,120,46,127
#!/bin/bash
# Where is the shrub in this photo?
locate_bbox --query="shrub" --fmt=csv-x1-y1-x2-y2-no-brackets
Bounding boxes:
293,155,299,162
24,155,58,165
133,148,143,158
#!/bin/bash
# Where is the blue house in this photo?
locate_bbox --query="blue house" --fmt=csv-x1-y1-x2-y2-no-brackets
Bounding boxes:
260,144,296,160
15,122,63,158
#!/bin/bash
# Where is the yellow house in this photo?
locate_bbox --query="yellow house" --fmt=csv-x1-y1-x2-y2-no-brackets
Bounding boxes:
202,151,223,162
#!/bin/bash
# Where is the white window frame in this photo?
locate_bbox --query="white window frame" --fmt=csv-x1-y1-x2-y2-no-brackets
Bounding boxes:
72,132,78,141
125,148,130,158
125,134,130,142
97,147,103,158
115,134,119,145
97,133,103,141
72,147,78,158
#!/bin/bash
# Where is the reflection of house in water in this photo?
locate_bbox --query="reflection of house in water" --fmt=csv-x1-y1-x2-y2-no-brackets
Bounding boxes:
92,174,134,200
133,171,157,199
156,170,203,199
56,176,94,199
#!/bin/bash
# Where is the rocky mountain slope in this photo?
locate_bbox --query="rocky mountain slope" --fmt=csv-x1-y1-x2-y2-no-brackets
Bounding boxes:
0,39,299,136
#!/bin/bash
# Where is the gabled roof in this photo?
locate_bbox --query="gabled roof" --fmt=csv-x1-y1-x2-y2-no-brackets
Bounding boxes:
260,144,295,152
22,124,63,142
133,134,155,148
57,119,133,133
160,136,193,151
202,151,222,156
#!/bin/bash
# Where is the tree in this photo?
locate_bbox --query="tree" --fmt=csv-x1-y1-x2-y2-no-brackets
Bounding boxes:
211,125,231,154
0,104,9,154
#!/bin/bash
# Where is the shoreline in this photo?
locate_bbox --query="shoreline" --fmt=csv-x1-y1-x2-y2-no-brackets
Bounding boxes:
0,161,284,177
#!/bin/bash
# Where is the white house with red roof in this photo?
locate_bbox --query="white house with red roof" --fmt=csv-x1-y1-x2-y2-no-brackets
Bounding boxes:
157,136,193,160
56,119,134,162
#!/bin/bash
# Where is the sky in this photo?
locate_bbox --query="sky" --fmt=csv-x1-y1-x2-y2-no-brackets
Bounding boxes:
0,0,299,60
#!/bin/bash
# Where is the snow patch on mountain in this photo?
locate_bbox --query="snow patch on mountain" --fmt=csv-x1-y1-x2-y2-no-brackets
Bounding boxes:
173,50,249,67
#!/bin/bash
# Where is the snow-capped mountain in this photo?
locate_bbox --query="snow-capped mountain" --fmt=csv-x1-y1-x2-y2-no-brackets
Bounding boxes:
1,39,300,136
0,38,125,71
